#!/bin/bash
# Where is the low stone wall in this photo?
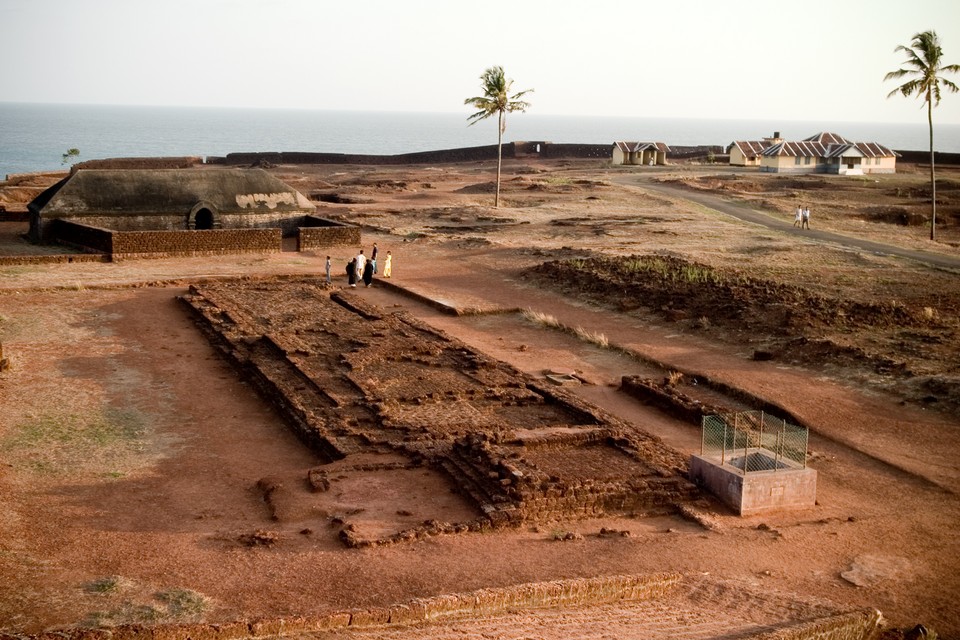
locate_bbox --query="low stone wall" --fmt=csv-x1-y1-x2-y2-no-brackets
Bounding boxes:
17,573,684,640
13,575,884,640
894,149,960,165
213,141,619,166
747,609,883,640
71,156,204,172
297,216,361,250
620,375,726,424
49,220,283,259
110,228,281,258
52,219,114,253
214,145,504,166
0,254,108,266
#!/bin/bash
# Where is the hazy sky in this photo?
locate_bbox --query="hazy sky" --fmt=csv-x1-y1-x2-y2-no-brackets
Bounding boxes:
2,0,959,124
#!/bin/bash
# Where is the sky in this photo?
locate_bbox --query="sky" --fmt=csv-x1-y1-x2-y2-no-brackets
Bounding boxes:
2,0,959,124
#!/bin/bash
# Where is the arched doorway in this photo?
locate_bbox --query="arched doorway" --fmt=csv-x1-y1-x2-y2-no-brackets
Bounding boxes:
188,202,218,230
194,208,214,230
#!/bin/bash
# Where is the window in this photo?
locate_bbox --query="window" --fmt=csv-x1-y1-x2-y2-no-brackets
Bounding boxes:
795,156,802,165
804,156,812,165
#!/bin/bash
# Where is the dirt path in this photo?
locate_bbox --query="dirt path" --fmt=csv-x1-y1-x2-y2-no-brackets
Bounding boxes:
623,176,960,270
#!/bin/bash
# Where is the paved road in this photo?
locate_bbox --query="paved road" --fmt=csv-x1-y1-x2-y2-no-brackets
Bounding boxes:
619,176,960,271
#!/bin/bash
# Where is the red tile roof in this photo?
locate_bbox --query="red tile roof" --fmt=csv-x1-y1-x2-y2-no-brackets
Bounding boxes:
730,140,770,157
613,141,670,153
760,134,896,159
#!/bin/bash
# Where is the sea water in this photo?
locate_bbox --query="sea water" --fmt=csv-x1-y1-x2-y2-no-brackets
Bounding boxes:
2,102,958,179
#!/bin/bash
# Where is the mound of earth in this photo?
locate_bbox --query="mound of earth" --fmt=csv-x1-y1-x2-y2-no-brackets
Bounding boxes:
529,254,960,412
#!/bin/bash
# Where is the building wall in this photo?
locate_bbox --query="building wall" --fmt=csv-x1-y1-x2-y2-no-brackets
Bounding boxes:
298,217,361,250
110,228,281,257
763,154,896,174
863,156,897,174
51,220,283,258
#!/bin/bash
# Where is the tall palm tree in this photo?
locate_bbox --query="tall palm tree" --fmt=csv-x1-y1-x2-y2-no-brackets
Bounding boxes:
885,30,960,241
465,66,532,208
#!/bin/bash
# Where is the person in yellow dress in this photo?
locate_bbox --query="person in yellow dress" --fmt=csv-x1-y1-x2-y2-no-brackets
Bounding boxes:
383,251,392,278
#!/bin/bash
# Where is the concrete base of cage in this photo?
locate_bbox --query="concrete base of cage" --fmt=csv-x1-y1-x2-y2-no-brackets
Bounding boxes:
689,451,818,516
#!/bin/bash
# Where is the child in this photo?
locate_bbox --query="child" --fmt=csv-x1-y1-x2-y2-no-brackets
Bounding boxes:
325,256,332,283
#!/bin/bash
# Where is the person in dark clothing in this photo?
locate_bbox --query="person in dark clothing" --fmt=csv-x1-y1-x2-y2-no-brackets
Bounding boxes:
362,259,374,287
347,258,358,287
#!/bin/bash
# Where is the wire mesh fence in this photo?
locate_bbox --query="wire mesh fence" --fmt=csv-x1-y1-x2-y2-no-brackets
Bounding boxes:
701,410,808,474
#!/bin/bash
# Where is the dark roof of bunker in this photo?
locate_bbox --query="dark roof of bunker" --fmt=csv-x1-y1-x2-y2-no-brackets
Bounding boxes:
30,168,315,217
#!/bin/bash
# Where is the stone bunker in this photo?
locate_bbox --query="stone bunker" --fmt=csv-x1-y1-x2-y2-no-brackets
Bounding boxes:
27,168,358,257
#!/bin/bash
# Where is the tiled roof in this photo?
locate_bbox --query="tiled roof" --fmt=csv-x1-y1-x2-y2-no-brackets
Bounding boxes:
760,134,896,160
731,141,770,157
854,142,897,158
761,141,828,157
613,141,670,152
803,132,852,145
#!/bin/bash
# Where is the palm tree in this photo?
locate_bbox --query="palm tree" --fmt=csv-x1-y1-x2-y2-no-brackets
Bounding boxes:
465,66,532,208
885,30,960,241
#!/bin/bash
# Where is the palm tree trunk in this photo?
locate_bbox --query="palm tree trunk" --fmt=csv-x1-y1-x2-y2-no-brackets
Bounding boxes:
495,110,503,208
928,97,937,241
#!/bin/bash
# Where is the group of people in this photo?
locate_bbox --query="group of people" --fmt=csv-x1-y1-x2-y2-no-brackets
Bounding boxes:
793,205,811,229
325,243,393,287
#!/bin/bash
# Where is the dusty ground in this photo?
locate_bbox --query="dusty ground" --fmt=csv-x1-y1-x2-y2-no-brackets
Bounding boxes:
1,158,959,638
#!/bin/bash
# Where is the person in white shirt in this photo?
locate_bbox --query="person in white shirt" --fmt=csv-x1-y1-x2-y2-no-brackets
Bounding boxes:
355,250,366,281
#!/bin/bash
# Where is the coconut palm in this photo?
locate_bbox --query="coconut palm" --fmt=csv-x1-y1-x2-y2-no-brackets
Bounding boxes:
465,66,532,208
885,30,960,241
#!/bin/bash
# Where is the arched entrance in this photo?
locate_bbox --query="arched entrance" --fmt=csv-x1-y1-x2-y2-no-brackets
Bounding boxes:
188,202,218,230
194,208,214,230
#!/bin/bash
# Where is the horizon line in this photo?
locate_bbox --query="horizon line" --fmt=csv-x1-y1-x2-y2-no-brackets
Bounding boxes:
1,100,957,127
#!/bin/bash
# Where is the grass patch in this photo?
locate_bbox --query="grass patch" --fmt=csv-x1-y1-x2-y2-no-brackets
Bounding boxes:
1,407,149,475
156,588,210,617
81,586,211,628
85,576,133,595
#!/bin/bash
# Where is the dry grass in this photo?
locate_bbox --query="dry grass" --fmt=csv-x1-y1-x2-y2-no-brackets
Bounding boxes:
523,308,609,348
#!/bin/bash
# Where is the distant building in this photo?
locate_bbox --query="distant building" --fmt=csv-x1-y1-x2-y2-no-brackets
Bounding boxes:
728,132,783,166
612,141,669,166
728,132,897,175
760,132,897,175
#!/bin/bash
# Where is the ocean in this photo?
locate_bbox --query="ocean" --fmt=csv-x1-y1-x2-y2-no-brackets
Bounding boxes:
2,102,959,179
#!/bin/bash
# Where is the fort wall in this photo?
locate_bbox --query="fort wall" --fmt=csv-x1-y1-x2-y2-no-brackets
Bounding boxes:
297,216,361,251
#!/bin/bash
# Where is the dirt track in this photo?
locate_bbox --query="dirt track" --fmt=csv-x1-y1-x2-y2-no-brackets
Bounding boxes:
1,159,959,638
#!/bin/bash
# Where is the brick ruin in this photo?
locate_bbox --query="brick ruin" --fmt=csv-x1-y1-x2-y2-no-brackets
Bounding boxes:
179,278,697,544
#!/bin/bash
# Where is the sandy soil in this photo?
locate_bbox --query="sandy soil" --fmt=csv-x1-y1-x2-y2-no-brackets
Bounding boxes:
0,159,959,638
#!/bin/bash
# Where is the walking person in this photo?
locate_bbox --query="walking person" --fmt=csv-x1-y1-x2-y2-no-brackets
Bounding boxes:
793,205,803,228
346,258,358,287
371,243,379,274
362,259,374,287
801,206,811,229
355,249,366,282
325,255,332,284
383,251,392,278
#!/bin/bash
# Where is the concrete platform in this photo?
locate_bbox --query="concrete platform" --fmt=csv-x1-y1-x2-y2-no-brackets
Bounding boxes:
690,451,817,516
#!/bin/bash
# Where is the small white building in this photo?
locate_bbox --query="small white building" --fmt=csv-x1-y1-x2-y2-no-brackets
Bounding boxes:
728,132,783,166
612,141,669,166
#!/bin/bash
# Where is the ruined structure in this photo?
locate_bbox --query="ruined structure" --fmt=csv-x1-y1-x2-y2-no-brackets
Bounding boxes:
180,278,697,545
27,168,358,256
